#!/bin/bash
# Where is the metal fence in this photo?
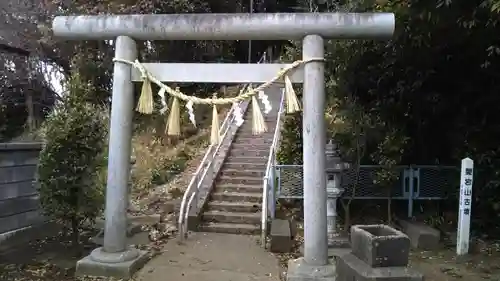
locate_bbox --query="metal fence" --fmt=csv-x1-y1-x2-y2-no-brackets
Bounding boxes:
274,164,460,217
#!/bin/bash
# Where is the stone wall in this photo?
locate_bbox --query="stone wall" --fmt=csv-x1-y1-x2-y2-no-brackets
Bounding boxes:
0,142,44,235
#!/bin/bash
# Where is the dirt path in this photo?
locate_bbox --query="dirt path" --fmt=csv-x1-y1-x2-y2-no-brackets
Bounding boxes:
410,247,500,281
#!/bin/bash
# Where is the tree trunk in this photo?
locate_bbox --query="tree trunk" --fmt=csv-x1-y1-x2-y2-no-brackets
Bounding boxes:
25,91,35,133
387,197,392,225
71,217,81,253
343,205,351,234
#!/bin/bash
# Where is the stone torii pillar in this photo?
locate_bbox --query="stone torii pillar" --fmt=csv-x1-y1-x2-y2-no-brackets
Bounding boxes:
52,13,395,280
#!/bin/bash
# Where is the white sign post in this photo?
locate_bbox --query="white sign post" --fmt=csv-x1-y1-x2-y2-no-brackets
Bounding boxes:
456,157,474,256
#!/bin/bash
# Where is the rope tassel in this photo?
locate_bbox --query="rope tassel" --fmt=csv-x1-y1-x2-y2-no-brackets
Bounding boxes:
258,90,272,114
210,94,221,145
158,87,168,114
166,88,181,136
232,102,244,127
186,100,196,127
284,75,301,113
136,77,154,114
251,95,267,135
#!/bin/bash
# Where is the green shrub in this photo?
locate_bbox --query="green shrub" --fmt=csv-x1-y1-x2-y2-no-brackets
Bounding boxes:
37,73,108,247
277,112,303,164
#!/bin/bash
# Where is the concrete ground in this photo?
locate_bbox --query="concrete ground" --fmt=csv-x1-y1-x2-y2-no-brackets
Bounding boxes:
135,232,282,281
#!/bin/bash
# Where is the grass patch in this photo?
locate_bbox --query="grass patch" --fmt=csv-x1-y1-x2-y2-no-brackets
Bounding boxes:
130,86,237,193
130,129,210,192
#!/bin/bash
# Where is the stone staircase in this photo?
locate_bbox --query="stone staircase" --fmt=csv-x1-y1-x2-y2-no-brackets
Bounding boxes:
199,86,281,235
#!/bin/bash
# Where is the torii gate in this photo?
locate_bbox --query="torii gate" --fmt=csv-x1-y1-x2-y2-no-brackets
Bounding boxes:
52,13,394,280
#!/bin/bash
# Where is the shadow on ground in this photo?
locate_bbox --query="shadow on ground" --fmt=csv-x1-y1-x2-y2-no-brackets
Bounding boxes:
0,230,98,281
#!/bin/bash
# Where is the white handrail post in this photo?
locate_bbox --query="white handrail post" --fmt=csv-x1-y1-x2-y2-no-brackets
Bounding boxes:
261,176,269,247
192,176,200,220
270,157,276,219
260,88,285,248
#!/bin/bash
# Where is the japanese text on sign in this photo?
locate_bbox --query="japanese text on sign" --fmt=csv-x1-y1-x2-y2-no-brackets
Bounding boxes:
461,167,473,215
457,157,474,256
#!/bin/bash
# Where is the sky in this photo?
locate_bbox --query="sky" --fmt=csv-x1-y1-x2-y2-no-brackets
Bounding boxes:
42,39,115,98
34,63,66,115
42,62,65,97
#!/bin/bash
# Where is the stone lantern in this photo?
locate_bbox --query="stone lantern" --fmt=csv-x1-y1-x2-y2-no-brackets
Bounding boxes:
325,140,350,249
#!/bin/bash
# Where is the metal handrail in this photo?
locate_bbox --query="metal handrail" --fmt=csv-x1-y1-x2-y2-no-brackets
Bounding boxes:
178,53,268,241
260,88,286,247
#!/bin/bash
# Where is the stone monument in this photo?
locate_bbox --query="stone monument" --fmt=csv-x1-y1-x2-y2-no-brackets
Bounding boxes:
336,224,424,281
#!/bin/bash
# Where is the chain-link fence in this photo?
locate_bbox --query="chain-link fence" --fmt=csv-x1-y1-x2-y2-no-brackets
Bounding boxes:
275,165,303,199
342,165,408,198
274,164,461,217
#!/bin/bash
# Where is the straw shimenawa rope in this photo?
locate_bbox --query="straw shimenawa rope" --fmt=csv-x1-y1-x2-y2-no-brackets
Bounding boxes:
114,58,323,105
113,57,324,143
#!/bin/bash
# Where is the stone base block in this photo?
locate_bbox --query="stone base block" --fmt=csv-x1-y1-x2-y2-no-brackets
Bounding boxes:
270,219,293,253
75,248,149,279
351,225,410,268
329,236,350,249
399,220,440,250
336,253,423,281
286,257,337,281
299,245,351,258
328,248,351,259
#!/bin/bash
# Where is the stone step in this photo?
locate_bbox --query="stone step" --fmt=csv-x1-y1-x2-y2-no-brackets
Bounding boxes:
233,138,273,145
211,192,262,203
225,156,267,164
236,132,275,138
229,148,270,157
223,162,267,170
237,121,275,128
215,183,263,193
238,123,278,132
199,222,260,235
217,175,263,185
219,168,265,178
207,201,261,213
230,143,272,150
239,118,277,124
242,116,278,121
203,210,261,224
